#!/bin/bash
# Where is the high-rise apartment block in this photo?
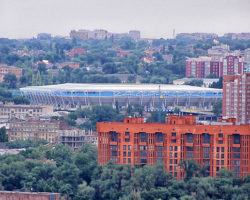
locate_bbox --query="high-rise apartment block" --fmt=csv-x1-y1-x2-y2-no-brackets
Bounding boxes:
186,45,248,78
70,29,141,41
222,73,250,125
129,30,141,40
97,116,250,179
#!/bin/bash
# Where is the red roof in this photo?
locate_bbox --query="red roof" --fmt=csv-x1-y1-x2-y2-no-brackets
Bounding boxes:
68,48,86,56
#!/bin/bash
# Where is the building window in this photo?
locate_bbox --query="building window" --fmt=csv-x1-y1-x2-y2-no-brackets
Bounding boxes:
140,145,147,150
110,132,118,142
219,133,223,137
233,134,241,144
111,151,117,156
186,133,193,143
203,147,210,151
128,158,131,164
171,139,176,143
233,160,240,165
216,160,219,165
125,132,130,136
174,146,178,151
233,147,240,152
186,146,194,151
156,146,163,151
140,151,147,157
128,152,131,157
123,152,126,156
233,153,240,159
140,158,147,163
170,159,173,164
217,147,220,152
169,146,173,151
123,145,126,150
156,132,163,143
186,152,193,158
233,166,240,172
140,132,147,142
156,152,163,157
169,166,173,171
123,158,126,164
218,140,223,144
203,134,210,144
172,132,176,136
125,138,130,142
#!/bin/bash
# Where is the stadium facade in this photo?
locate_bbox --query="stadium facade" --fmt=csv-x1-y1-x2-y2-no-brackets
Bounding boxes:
20,83,222,110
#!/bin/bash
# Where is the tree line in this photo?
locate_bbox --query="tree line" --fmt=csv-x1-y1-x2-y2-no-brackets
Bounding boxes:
0,143,249,200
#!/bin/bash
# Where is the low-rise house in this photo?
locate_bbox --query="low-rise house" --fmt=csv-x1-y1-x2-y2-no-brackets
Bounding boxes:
68,48,86,57
59,62,80,69
0,64,23,82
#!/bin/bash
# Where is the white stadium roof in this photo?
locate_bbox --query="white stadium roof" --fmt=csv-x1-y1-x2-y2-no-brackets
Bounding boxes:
20,83,222,93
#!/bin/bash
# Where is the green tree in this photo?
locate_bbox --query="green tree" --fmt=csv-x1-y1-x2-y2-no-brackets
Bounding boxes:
0,127,8,142
212,101,222,117
3,73,17,89
74,181,95,200
179,159,201,181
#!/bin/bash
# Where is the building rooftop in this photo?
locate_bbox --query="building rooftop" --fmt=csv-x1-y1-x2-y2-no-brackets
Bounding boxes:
20,83,222,93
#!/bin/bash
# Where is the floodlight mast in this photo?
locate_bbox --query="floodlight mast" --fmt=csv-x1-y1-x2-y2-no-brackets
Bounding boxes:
158,85,163,123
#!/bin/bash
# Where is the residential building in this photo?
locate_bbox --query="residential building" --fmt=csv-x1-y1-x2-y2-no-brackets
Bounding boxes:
0,102,54,120
57,128,97,151
70,29,108,40
244,48,250,73
60,62,80,69
97,116,250,179
186,55,245,78
68,48,86,57
70,29,89,40
0,191,60,200
0,64,23,82
176,33,218,40
224,32,250,40
222,73,250,125
37,33,52,40
186,56,211,78
7,119,66,143
7,118,98,148
129,30,141,40
207,44,230,60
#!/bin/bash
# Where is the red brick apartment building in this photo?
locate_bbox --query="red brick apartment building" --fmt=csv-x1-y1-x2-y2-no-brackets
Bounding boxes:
97,116,250,179
0,191,60,200
223,73,250,125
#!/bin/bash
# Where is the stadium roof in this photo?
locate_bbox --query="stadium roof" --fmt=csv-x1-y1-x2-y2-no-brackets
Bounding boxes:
20,83,222,93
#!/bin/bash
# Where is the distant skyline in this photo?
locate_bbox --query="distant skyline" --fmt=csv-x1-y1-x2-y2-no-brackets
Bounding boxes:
0,0,250,39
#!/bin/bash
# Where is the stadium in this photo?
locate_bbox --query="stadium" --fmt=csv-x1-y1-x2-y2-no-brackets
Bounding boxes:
20,83,222,110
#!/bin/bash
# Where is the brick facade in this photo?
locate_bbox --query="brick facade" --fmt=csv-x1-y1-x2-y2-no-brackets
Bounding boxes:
97,116,250,179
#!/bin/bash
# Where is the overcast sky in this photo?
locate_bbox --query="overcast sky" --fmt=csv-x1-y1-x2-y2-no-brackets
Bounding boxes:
0,0,250,39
